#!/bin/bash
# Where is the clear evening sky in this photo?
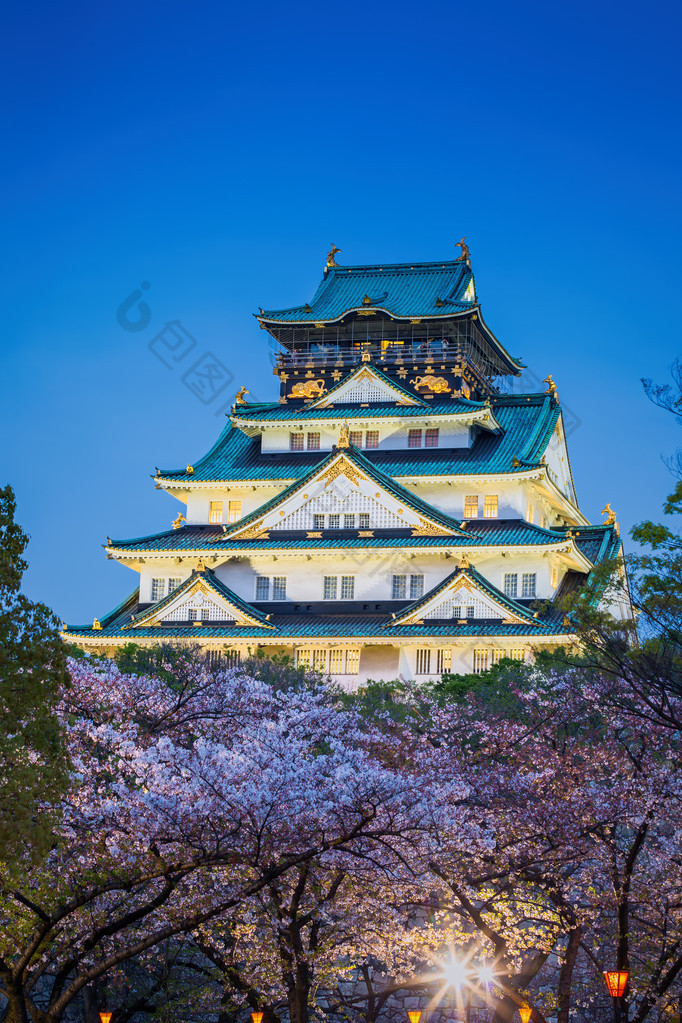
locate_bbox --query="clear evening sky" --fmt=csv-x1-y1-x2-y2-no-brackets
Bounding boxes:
1,0,680,624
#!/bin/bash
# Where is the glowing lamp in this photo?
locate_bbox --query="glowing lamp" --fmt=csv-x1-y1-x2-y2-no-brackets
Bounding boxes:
603,972,629,998
99,1014,113,1023
251,1015,264,1023
478,965,494,984
407,1013,422,1023
519,1005,532,1023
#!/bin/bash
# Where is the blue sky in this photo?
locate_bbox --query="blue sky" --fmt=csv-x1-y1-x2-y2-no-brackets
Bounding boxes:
1,0,681,623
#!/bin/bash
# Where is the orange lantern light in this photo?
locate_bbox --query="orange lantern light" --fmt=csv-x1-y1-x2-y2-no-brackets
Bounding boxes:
99,1014,113,1023
251,1014,264,1023
603,971,629,998
519,1005,532,1023
407,1013,422,1023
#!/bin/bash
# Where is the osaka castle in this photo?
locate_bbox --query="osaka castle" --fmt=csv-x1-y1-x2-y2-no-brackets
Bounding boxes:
64,245,628,681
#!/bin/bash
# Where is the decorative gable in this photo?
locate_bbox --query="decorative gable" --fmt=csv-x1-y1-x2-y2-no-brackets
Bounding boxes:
390,563,539,627
130,570,273,629
308,365,423,408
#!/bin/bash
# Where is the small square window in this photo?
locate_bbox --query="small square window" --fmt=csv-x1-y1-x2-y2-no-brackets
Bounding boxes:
345,649,360,674
324,576,338,600
290,433,304,451
392,575,407,599
227,500,242,523
491,649,506,665
365,430,379,449
483,495,498,518
437,648,451,673
255,577,270,600
343,514,355,528
408,429,422,448
358,513,370,529
424,428,439,448
410,574,424,599
313,514,325,530
522,573,536,598
465,605,475,618
503,573,518,598
151,578,165,602
188,608,201,621
209,501,223,524
307,432,320,450
350,430,363,447
452,604,462,619
328,514,340,529
297,649,312,669
340,575,355,600
168,577,182,593
464,495,479,518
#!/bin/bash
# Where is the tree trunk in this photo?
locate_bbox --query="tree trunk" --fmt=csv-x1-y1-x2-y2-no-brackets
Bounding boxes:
4,981,30,1023
287,961,310,1023
557,925,582,1023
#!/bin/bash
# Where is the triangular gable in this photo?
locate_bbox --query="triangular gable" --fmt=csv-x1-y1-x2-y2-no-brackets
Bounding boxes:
228,448,467,540
130,568,274,629
389,562,541,627
308,364,424,408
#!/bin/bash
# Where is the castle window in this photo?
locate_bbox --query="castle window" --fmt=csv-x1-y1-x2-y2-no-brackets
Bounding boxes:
297,649,312,669
483,495,498,518
522,573,536,598
365,430,379,449
416,649,431,674
526,499,535,523
255,577,270,600
345,649,360,674
328,514,340,529
343,514,355,528
473,649,488,674
465,604,475,618
313,649,326,670
209,501,223,524
290,432,304,451
350,430,363,447
410,575,424,599
408,429,422,448
307,432,320,450
272,577,287,601
464,495,479,518
392,575,407,599
436,648,451,672
452,605,462,619
491,649,506,665
227,500,242,523
313,514,325,530
324,576,338,600
425,428,439,448
508,649,525,662
341,575,355,599
329,648,344,673
151,578,165,601
504,573,518,598
188,608,201,621
358,513,370,529
168,578,181,593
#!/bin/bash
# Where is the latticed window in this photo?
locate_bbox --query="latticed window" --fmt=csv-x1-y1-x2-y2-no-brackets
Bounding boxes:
344,514,355,528
313,649,326,671
227,500,242,523
358,513,370,528
290,433,304,451
491,649,506,665
313,514,325,530
272,577,287,601
209,501,223,524
329,649,345,673
436,648,451,673
297,649,312,668
408,429,422,448
508,649,525,662
410,574,424,599
188,608,202,621
483,495,498,518
504,573,518,598
151,578,165,601
324,576,338,600
425,428,439,448
392,575,407,599
465,604,475,618
345,649,360,674
473,649,488,674
255,577,270,600
526,500,535,523
416,649,431,674
328,514,340,529
350,430,363,447
522,573,536,598
341,576,355,599
464,495,479,518
307,432,320,450
365,430,379,449
452,604,462,619
168,577,181,593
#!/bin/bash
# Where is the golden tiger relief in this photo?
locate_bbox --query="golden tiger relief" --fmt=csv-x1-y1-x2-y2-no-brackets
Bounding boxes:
410,374,451,394
289,378,326,398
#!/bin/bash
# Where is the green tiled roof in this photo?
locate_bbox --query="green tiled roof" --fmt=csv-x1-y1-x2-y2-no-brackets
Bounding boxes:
232,397,488,423
156,393,559,484
257,260,476,324
129,567,272,628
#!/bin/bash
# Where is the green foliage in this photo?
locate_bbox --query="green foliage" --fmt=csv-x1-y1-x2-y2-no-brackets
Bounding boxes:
0,485,70,862
427,657,533,715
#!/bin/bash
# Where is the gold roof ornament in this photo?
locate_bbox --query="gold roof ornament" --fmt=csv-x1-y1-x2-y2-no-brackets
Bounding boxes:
455,236,471,266
186,465,195,475
512,456,521,468
326,243,341,268
361,349,371,362
196,560,207,573
601,503,617,526
362,294,373,306
235,386,249,404
543,374,558,401
172,512,186,530
459,553,470,569
337,423,350,448
92,618,102,631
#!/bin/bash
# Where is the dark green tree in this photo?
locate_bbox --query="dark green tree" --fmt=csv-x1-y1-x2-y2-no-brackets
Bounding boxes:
0,484,69,862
